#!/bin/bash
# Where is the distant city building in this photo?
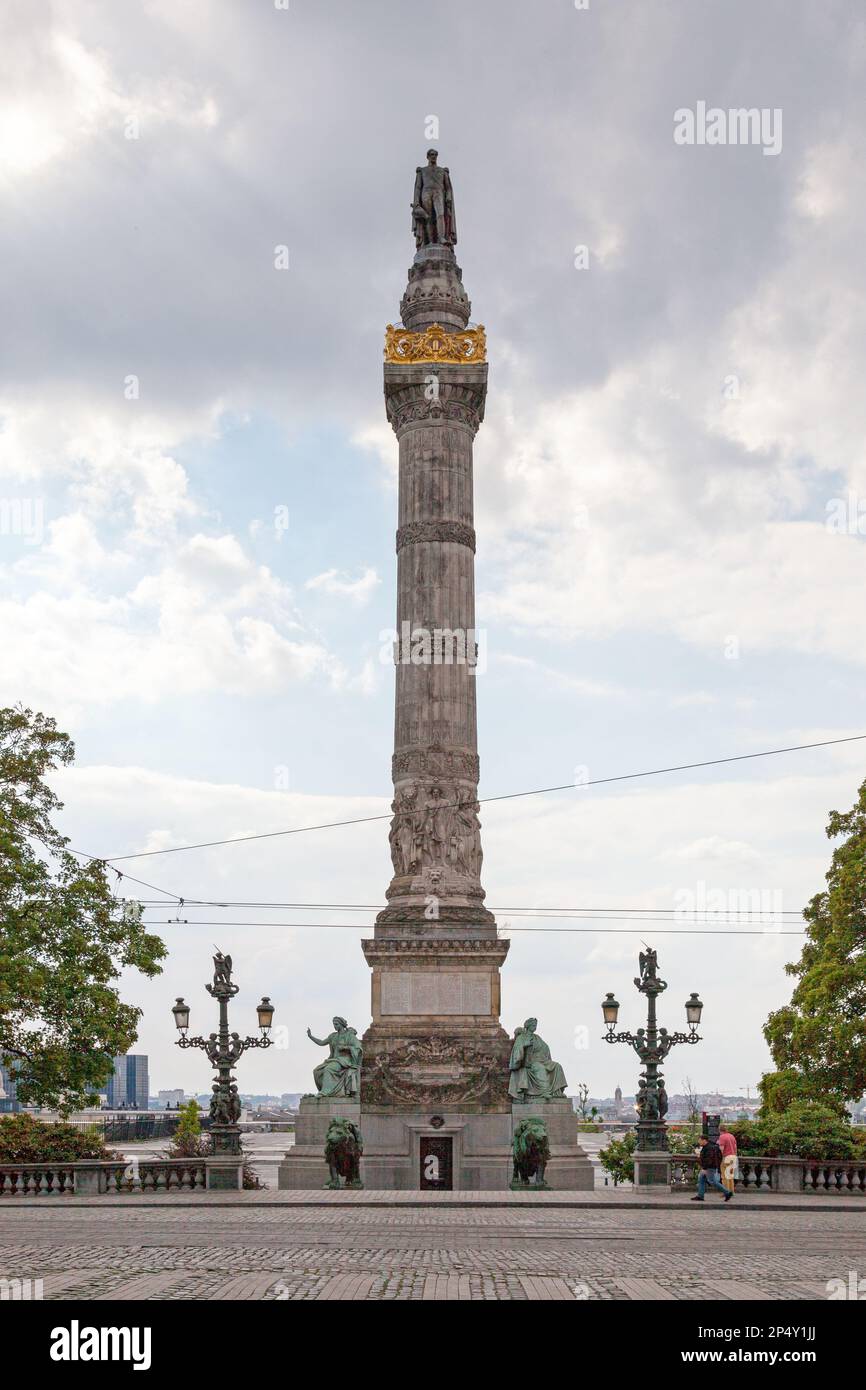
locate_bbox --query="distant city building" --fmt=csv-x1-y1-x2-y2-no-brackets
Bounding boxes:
0,1062,20,1113
156,1089,185,1108
106,1054,149,1109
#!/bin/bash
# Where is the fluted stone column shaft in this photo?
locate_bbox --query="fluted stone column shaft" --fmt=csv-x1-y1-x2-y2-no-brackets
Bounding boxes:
375,357,494,938
395,421,478,754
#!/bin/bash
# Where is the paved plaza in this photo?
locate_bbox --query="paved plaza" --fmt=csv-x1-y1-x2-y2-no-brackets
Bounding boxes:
2,1194,864,1301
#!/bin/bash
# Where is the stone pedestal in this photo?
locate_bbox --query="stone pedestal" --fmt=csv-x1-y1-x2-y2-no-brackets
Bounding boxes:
634,1149,672,1188
277,1097,360,1190
204,1156,244,1191
72,1163,107,1195
360,1107,512,1190
356,1101,594,1191
771,1157,804,1193
511,1100,595,1191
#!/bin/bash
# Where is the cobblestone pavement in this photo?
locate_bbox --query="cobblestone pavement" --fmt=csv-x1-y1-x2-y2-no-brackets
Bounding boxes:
1,1201,864,1300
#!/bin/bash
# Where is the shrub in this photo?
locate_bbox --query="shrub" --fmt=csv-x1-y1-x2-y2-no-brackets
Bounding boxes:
599,1131,637,1185
167,1100,210,1160
0,1113,117,1163
242,1151,266,1190
666,1123,701,1155
724,1118,773,1155
762,1101,857,1160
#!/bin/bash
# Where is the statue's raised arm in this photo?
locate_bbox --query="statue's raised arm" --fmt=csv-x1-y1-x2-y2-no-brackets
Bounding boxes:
306,1016,362,1100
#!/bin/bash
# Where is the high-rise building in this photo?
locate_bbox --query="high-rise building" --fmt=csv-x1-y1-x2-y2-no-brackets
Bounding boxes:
106,1054,149,1109
0,1062,19,1113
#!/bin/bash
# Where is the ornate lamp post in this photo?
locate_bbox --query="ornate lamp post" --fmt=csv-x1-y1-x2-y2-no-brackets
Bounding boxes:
172,950,275,1158
601,948,703,1186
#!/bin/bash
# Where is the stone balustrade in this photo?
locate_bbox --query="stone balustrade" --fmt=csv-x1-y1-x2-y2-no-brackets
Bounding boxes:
670,1153,866,1193
0,1158,210,1195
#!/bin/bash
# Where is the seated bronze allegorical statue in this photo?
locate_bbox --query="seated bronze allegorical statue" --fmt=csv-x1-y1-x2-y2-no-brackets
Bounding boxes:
306,1017,362,1099
508,1018,568,1102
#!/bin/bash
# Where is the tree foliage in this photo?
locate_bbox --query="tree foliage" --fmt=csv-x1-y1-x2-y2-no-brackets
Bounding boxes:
167,1100,211,1159
763,1101,860,1160
598,1131,637,1185
0,1112,117,1163
0,706,166,1111
763,778,866,1110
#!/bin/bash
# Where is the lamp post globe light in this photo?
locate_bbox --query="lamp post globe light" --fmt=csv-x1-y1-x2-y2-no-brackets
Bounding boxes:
172,951,275,1178
601,948,703,1187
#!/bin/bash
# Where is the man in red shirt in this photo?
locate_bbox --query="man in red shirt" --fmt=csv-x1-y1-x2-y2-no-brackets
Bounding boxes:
719,1127,738,1193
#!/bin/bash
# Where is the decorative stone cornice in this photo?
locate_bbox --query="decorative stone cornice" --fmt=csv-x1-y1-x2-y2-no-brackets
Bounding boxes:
396,520,476,553
383,370,487,435
362,937,509,963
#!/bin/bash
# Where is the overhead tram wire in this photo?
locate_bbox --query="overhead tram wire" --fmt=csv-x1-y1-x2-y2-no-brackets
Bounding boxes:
138,911,805,926
79,732,866,865
67,730,864,911
142,917,806,936
131,897,806,917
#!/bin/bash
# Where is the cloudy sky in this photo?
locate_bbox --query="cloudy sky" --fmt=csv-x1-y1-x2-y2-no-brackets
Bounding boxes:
2,0,864,1099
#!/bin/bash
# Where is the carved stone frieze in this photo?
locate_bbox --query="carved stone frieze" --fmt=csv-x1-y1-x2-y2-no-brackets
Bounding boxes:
385,396,482,434
407,258,465,283
396,520,476,553
360,1036,511,1108
392,747,480,781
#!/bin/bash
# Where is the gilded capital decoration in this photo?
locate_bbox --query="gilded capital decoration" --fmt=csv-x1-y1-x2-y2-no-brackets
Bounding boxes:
384,322,486,364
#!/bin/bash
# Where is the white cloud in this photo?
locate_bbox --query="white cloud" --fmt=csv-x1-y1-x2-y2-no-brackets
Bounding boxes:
0,27,218,182
664,836,761,865
304,567,381,606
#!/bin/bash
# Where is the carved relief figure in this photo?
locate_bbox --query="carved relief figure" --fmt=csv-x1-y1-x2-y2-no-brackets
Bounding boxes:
389,788,418,877
389,782,485,882
452,796,482,876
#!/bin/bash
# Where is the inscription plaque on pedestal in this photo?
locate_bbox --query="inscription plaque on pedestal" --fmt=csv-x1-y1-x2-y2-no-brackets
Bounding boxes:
380,971,491,1016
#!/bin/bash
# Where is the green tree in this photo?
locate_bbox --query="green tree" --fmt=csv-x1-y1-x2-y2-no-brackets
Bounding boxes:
758,1068,847,1118
168,1100,210,1159
0,705,166,1111
763,778,866,1111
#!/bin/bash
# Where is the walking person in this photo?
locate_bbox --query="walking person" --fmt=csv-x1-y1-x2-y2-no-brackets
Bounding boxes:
719,1126,739,1194
691,1134,733,1201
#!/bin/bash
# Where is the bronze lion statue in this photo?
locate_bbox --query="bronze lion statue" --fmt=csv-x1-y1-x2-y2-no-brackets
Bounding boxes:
324,1118,364,1189
511,1117,550,1188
